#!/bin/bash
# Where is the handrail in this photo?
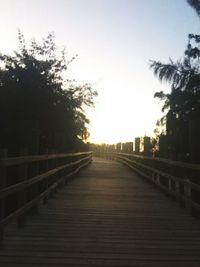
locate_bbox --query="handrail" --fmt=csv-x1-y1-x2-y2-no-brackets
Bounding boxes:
0,151,92,166
0,151,92,244
116,152,200,170
118,155,184,184
0,155,92,199
97,151,200,215
99,151,200,170
0,158,90,229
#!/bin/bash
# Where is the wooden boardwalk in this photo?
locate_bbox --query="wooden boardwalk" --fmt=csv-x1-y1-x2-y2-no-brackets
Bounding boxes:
0,157,200,267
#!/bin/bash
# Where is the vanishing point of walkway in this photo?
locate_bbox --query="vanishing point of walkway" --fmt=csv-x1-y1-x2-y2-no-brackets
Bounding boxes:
0,157,200,267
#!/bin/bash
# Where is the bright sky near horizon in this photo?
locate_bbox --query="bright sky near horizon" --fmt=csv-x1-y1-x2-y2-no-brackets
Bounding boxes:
0,0,199,144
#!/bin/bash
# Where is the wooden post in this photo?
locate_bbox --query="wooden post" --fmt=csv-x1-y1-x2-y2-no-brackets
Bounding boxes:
17,149,28,227
28,160,39,216
152,172,156,183
156,173,160,185
0,149,7,244
175,180,181,203
168,178,172,195
184,178,192,213
49,150,58,198
32,161,39,215
49,150,54,199
18,120,39,215
56,156,63,189
53,155,59,193
43,149,49,205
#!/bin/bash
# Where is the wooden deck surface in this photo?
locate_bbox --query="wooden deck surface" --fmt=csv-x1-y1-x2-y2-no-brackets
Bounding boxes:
0,157,200,267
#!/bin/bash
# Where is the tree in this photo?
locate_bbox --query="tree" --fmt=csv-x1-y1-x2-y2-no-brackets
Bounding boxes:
0,31,97,154
187,0,200,16
150,41,200,120
150,0,200,161
150,0,200,121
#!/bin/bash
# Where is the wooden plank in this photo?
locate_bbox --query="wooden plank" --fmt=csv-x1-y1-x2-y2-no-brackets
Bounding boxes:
1,158,200,266
0,158,91,228
117,156,200,211
0,155,92,199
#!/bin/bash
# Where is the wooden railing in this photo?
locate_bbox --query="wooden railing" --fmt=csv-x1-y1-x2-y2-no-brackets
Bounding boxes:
0,151,92,243
95,151,200,216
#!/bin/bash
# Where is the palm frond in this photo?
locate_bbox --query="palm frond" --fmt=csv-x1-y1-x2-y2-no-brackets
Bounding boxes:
187,0,200,17
150,60,180,84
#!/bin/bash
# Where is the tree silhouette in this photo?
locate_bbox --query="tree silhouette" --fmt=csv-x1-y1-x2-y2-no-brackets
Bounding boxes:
150,40,200,120
150,0,200,161
187,0,200,16
0,31,97,154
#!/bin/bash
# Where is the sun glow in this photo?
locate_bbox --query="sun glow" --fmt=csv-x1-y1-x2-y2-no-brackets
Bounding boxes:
86,74,164,144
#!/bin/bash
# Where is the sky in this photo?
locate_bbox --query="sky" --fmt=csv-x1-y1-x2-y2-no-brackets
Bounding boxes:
0,0,199,144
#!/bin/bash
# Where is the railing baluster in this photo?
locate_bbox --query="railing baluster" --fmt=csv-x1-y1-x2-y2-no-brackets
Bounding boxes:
184,178,192,213
43,149,49,204
175,180,180,198
97,152,200,216
0,149,7,244
28,160,39,216
17,149,28,227
168,178,172,194
49,154,54,199
0,151,92,245
156,173,160,185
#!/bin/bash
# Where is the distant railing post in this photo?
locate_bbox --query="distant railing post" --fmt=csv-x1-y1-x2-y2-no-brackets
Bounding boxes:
43,149,49,204
156,173,160,185
17,149,28,227
49,150,55,199
174,180,181,203
152,172,155,182
0,151,91,245
28,156,39,216
0,149,7,244
53,153,59,193
184,178,192,212
168,178,172,195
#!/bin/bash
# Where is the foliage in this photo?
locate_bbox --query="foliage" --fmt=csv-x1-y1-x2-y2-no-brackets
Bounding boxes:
149,0,200,160
150,11,200,122
0,31,97,152
187,0,200,16
150,0,200,123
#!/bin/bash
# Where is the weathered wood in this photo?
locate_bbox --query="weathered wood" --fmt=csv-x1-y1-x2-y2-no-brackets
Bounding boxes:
0,156,92,199
115,152,200,170
115,153,200,214
0,152,92,166
0,151,92,244
0,149,7,244
184,178,192,213
0,156,91,229
42,149,49,205
1,158,200,266
28,160,39,216
17,149,28,227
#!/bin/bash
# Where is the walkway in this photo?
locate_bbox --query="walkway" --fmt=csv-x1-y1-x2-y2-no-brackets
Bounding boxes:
0,157,200,266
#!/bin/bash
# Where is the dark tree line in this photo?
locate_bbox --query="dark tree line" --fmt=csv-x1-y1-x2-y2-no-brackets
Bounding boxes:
0,32,97,155
150,0,200,162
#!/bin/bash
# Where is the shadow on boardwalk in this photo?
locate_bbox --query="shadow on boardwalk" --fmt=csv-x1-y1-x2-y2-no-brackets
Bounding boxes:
0,157,200,266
